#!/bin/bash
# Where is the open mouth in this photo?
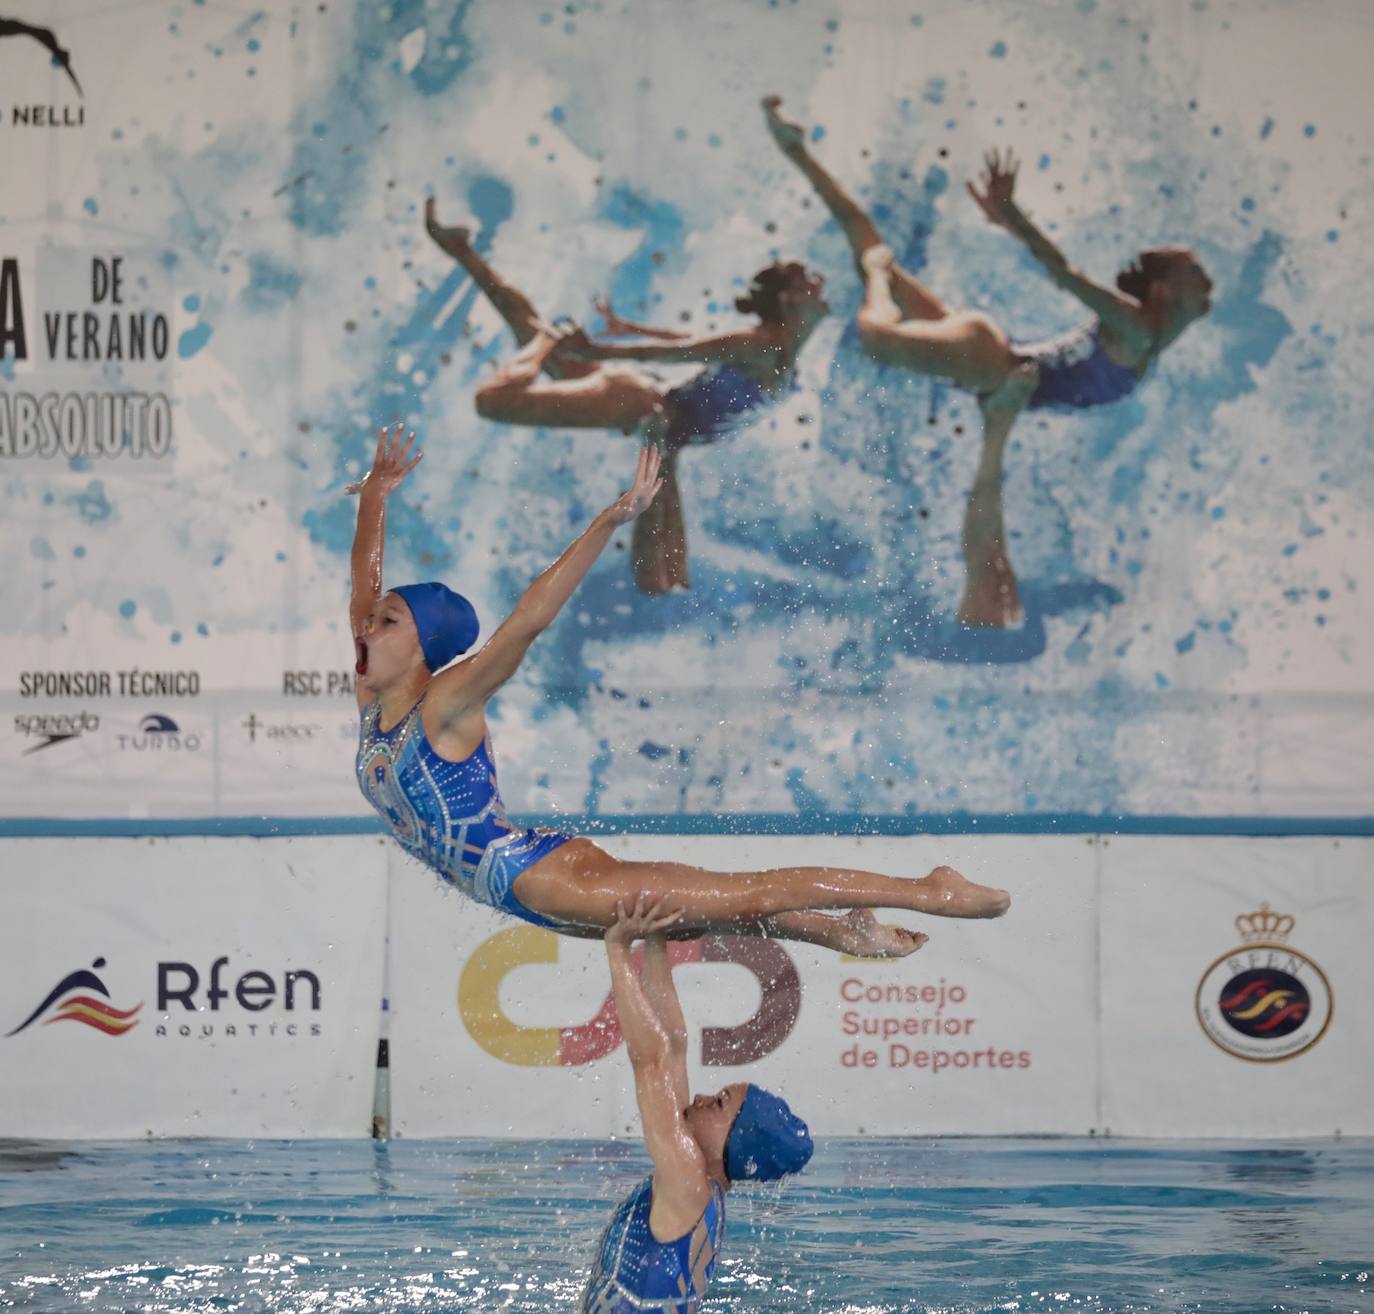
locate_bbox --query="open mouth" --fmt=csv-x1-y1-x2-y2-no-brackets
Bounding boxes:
355,638,369,676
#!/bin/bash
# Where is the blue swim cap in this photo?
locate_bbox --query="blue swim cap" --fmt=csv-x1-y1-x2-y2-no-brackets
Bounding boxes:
724,1085,813,1182
391,583,479,673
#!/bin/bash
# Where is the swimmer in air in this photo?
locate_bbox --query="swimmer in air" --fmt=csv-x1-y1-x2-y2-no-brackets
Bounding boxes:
349,423,1009,953
763,96,1212,627
424,198,828,594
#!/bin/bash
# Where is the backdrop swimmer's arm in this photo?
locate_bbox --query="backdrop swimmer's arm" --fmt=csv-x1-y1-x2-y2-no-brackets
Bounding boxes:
425,446,665,723
604,898,710,1235
594,294,692,342
573,328,760,366
968,149,1148,345
347,423,422,637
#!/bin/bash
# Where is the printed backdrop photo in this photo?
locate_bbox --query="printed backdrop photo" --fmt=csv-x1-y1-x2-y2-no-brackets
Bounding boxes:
3,0,1371,825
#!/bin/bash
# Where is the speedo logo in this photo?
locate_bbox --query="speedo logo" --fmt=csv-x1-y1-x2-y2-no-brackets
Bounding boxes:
13,710,99,754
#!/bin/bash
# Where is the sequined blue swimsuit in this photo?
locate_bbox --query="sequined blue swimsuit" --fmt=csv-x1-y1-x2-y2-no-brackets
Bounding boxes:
356,698,573,929
1014,322,1143,411
580,1177,726,1314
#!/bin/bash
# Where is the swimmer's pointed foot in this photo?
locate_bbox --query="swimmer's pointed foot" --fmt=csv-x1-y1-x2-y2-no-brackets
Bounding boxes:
424,196,473,258
860,242,897,276
919,865,1011,918
762,94,807,154
838,909,929,958
979,361,1039,419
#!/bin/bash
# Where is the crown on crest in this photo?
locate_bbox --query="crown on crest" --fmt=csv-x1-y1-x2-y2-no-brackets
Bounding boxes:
1235,903,1294,944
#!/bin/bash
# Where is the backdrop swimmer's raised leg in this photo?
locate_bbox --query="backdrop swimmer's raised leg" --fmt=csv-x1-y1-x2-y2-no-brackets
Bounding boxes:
424,198,599,380
763,95,948,321
957,363,1039,628
632,445,689,593
512,838,1010,942
425,199,544,345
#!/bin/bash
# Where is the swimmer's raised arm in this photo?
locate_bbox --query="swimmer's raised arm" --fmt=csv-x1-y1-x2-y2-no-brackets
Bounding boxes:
347,424,422,711
640,930,690,1109
567,325,761,367
594,294,692,341
968,149,1149,347
427,445,663,719
347,424,421,633
604,896,709,1231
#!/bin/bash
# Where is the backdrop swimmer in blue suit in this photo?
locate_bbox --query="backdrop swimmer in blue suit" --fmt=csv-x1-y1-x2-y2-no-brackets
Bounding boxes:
424,198,827,595
348,424,1009,947
763,98,1213,630
579,895,813,1314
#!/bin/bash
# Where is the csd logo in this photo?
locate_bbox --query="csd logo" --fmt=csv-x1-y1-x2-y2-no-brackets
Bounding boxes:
459,928,800,1067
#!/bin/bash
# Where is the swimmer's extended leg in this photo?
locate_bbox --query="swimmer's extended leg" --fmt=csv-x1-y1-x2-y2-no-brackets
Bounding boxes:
857,245,1018,390
632,444,689,593
514,840,1010,944
474,328,664,430
425,198,544,343
957,362,1038,628
763,95,946,321
425,198,598,380
559,908,926,957
760,909,928,957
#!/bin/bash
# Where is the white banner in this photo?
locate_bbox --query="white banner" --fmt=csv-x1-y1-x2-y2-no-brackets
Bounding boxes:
388,835,1099,1138
2,833,1366,1139
0,837,386,1137
1099,837,1371,1137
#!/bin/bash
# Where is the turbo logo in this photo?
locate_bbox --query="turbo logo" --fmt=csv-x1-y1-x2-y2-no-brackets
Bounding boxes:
459,928,801,1067
117,713,201,752
5,956,142,1037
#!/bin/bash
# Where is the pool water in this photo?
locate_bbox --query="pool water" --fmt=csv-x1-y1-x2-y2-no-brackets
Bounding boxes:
1,1138,1369,1312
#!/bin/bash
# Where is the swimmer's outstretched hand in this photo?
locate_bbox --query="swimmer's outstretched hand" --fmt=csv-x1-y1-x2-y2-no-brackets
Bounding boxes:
606,444,665,524
967,147,1020,227
593,295,635,338
345,421,422,496
761,95,806,154
605,891,685,946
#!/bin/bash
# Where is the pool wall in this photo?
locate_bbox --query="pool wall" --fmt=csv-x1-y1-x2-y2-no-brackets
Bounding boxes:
1,833,1367,1141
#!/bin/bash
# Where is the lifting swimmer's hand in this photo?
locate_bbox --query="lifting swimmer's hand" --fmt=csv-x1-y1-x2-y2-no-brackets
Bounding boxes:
604,891,685,946
966,147,1020,228
606,444,665,525
346,421,423,496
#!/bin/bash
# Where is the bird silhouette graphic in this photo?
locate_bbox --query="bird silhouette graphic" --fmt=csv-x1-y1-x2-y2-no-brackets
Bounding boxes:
0,17,83,97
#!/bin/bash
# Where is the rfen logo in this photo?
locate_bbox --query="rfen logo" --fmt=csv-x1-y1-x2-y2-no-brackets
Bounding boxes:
6,956,325,1043
5,957,142,1037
